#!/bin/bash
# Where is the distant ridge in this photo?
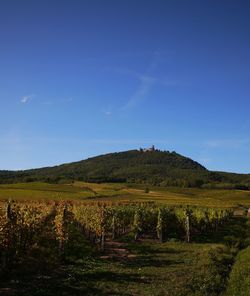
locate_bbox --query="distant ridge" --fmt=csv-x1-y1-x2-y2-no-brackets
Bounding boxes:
0,148,249,188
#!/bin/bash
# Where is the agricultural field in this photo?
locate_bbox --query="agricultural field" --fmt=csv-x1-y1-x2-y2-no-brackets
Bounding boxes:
0,182,250,295
0,181,250,207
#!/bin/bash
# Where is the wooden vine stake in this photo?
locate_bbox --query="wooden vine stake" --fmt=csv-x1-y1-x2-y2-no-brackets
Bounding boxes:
133,210,141,241
185,209,190,243
157,208,163,243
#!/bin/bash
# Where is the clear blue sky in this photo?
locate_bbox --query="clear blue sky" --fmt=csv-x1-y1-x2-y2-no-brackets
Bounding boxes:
0,0,250,173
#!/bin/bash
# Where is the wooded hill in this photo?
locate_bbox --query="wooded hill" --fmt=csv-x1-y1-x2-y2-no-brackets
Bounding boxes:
0,149,250,188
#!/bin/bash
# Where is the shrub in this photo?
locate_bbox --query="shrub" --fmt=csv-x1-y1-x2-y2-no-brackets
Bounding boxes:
225,246,250,296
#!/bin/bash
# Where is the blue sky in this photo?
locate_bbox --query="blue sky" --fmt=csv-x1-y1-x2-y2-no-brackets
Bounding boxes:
0,0,250,173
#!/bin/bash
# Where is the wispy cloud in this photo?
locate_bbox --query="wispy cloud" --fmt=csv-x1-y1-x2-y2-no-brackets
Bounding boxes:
117,50,179,111
20,94,34,103
121,75,156,110
102,105,114,117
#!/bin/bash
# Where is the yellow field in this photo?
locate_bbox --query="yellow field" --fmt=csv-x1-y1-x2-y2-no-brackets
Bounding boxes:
0,181,250,208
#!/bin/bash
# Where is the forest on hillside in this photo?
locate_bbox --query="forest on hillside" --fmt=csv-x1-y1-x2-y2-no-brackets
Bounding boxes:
0,150,250,190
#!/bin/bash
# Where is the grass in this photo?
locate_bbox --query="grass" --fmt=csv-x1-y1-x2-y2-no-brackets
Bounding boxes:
223,219,250,296
79,242,230,296
224,246,250,296
0,181,250,208
0,229,233,296
0,182,129,201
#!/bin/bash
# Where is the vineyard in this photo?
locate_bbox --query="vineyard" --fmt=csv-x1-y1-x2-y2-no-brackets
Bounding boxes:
0,200,234,271
1,198,250,295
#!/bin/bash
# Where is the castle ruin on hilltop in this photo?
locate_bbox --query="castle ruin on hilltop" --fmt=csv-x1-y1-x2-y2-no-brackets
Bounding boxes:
140,145,156,152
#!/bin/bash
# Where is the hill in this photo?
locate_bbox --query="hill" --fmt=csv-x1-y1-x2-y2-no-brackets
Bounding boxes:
0,149,249,188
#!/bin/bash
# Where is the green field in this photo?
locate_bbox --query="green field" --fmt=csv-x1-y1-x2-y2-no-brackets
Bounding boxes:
0,181,250,208
1,240,233,296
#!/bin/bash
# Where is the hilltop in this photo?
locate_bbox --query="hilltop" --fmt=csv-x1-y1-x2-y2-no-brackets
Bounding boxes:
0,148,249,188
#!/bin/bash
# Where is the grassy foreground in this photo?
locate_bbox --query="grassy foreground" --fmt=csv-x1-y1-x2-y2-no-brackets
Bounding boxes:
225,246,250,296
224,219,250,296
0,181,250,208
0,221,237,296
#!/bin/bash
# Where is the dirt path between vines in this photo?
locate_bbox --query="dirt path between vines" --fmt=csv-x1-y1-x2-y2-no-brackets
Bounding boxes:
100,240,137,260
